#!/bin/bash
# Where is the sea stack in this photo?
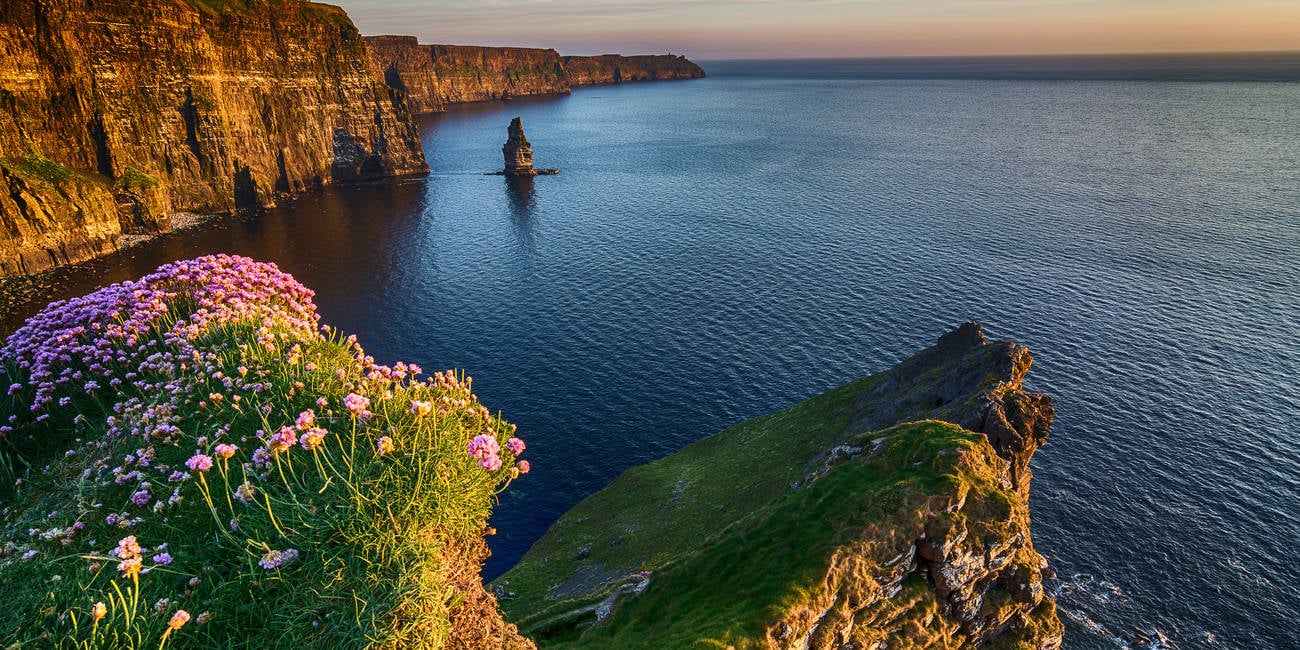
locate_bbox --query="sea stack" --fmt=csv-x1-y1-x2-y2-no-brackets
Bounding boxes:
500,117,558,176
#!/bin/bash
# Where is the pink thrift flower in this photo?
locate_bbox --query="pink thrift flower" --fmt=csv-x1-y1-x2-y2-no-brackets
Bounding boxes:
299,427,327,451
167,609,190,630
214,443,238,459
269,426,297,453
517,460,530,474
295,410,315,430
506,437,526,455
410,400,432,416
185,454,213,472
343,393,370,415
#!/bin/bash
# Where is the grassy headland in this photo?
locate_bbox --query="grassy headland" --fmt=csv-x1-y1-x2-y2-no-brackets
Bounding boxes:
496,325,1062,648
0,255,531,648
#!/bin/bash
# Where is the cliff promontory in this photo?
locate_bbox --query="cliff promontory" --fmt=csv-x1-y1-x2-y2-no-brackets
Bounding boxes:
561,54,706,86
496,323,1063,648
0,0,426,276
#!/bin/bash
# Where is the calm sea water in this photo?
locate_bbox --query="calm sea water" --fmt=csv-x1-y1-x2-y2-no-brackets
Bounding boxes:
4,55,1299,648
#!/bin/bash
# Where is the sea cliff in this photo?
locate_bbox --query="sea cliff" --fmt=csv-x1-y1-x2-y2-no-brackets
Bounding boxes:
561,54,706,86
366,37,570,113
0,0,426,276
366,37,706,115
496,323,1064,648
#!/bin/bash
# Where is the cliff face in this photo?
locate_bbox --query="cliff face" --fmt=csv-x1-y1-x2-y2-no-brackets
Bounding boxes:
560,54,706,86
496,323,1062,648
0,0,426,276
367,38,706,115
367,36,569,113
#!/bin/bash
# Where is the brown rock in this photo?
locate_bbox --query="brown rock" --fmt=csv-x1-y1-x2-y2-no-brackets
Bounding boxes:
560,54,706,86
503,118,534,175
0,0,427,276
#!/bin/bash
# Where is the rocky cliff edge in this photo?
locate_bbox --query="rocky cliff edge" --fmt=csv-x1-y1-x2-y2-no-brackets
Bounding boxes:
495,323,1063,648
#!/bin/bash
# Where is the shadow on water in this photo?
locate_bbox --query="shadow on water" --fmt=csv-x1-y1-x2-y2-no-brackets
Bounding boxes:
504,175,537,241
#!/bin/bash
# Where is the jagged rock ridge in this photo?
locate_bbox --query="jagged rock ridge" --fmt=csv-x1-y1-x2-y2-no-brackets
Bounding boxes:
0,0,427,276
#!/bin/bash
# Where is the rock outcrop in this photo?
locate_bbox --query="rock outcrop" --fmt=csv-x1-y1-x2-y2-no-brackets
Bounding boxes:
504,117,534,175
496,323,1063,648
560,54,706,86
0,0,427,276
497,117,557,177
367,37,570,113
367,38,706,115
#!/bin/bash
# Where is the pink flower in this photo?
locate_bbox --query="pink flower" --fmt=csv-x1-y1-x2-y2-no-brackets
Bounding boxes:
410,400,432,416
516,460,530,474
467,434,502,470
214,443,238,459
185,454,213,472
295,410,315,429
299,427,327,451
376,436,395,456
343,393,370,415
167,609,190,630
315,397,328,408
269,426,297,453
506,437,526,455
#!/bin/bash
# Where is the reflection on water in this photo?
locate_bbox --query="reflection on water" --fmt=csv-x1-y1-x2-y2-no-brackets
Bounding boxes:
504,175,537,249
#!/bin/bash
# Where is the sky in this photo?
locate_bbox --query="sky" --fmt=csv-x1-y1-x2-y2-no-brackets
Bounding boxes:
338,0,1300,59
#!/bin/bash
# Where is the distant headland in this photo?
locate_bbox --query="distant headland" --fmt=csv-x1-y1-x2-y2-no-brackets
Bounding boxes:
0,0,704,277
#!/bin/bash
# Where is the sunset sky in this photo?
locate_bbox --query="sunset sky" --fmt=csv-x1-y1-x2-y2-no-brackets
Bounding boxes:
340,0,1300,59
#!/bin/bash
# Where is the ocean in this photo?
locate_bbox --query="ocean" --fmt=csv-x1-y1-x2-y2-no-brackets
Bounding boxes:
3,54,1298,648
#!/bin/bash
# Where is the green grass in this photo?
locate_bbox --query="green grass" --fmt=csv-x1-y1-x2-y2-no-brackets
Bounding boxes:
1,276,525,647
114,167,159,192
0,153,89,186
519,421,1014,648
495,374,880,633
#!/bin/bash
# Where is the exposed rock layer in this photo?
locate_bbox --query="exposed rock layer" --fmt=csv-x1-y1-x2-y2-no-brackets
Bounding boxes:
0,0,427,276
560,55,706,86
366,38,705,115
366,37,569,113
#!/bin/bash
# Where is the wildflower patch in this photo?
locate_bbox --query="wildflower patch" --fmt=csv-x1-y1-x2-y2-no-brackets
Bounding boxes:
0,255,530,648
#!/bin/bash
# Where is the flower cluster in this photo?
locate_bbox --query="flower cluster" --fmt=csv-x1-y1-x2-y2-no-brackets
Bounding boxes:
1,254,319,415
113,535,143,578
466,434,503,471
257,548,300,570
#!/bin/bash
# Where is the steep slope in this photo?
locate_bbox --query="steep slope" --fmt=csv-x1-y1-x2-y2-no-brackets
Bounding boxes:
367,37,570,113
366,38,706,115
0,0,427,276
496,323,1063,648
560,55,706,86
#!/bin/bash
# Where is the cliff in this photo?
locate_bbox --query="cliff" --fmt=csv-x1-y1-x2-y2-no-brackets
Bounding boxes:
0,0,426,277
0,255,531,648
560,54,706,86
496,323,1063,648
366,36,569,113
366,37,706,115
